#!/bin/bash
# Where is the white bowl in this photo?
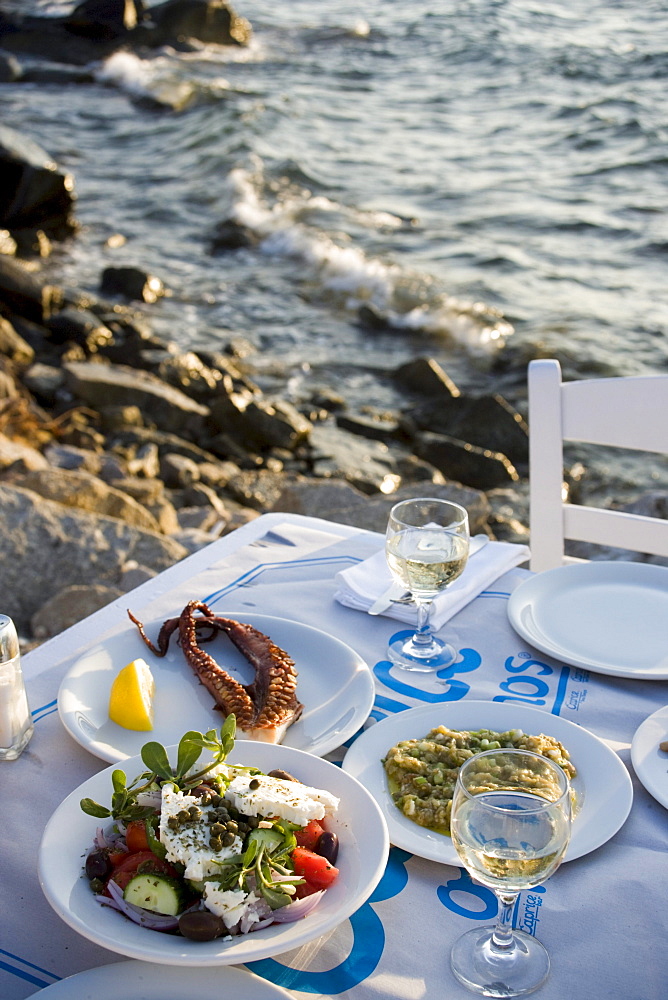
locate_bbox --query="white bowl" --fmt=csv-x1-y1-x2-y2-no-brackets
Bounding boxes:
39,741,389,966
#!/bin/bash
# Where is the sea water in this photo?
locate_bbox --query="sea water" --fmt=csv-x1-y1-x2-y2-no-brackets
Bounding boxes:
2,0,667,501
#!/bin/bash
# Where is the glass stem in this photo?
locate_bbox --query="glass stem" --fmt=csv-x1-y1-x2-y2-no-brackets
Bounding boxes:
491,891,519,951
412,600,433,647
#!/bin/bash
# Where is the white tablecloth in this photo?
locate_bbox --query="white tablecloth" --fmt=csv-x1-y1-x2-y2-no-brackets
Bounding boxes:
2,513,666,999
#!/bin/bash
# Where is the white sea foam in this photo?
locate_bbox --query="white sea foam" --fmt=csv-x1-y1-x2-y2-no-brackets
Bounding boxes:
95,51,229,107
220,164,512,352
95,52,157,97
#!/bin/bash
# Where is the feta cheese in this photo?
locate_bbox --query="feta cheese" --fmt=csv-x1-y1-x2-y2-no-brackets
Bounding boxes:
225,775,339,825
159,784,243,881
203,885,263,931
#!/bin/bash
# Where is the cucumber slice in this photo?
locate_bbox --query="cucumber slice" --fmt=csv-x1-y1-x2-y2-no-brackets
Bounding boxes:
123,873,185,915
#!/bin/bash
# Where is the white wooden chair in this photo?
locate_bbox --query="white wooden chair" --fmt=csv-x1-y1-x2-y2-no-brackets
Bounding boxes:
528,358,668,572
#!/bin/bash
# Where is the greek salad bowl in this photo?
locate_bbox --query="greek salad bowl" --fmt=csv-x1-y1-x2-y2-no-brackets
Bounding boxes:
38,734,390,966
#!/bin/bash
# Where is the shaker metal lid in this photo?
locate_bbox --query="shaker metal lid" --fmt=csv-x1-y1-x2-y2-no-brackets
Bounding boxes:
0,615,19,662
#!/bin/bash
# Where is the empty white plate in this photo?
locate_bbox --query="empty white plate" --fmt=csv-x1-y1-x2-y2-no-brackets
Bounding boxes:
507,562,668,679
34,961,291,999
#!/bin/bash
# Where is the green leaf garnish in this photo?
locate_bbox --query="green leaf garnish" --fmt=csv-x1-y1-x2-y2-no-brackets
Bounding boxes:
141,741,173,781
176,730,205,778
111,769,127,794
260,885,293,910
145,817,167,860
80,716,239,823
80,797,111,819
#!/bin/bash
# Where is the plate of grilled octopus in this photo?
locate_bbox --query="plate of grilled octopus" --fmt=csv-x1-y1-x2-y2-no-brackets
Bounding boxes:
58,600,376,764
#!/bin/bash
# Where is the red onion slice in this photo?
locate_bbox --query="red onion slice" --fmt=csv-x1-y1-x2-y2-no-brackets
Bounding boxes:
253,916,275,931
269,891,326,923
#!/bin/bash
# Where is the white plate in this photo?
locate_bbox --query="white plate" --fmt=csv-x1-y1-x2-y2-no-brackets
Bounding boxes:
38,740,389,966
507,562,668,679
342,701,632,865
58,612,375,762
631,704,668,809
34,961,291,999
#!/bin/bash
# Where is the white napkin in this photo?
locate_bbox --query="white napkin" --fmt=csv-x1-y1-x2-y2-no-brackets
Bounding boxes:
333,536,530,629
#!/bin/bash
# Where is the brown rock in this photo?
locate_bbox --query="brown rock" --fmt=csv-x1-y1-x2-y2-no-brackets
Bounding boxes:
12,468,161,532
0,483,187,632
0,432,49,472
31,583,126,640
0,315,35,365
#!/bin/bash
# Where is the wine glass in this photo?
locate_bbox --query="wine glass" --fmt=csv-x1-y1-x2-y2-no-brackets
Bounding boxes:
384,497,469,671
449,748,573,997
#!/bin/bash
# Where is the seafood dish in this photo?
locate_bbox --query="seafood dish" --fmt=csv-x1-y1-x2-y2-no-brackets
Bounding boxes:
129,601,303,744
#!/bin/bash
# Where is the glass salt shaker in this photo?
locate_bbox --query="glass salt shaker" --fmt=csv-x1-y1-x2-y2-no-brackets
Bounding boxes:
0,615,34,760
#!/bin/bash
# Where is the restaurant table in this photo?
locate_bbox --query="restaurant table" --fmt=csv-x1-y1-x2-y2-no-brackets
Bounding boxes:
2,512,667,1000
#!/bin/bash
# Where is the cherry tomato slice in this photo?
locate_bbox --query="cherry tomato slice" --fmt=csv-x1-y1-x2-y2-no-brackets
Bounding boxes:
292,846,339,890
294,819,325,851
111,849,169,875
125,820,150,853
106,849,177,893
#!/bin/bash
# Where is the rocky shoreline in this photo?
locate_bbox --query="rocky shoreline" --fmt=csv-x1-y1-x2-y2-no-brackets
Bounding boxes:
1,1,663,646
0,229,532,644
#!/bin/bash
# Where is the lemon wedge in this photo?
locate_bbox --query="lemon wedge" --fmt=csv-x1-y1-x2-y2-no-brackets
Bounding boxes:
108,657,155,731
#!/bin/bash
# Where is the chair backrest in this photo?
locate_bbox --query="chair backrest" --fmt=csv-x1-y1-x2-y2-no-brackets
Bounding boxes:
528,358,668,572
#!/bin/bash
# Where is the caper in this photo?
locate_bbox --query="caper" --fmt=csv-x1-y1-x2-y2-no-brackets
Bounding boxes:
210,822,225,835
222,832,236,847
226,820,238,834
249,777,261,790
209,837,223,851
89,877,105,894
179,910,226,941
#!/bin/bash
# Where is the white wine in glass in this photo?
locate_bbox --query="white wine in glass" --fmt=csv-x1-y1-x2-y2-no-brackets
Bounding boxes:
384,497,470,670
449,748,572,997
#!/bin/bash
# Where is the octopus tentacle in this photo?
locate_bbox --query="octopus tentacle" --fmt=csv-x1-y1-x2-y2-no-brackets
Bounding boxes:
127,609,179,657
176,602,257,730
128,600,303,743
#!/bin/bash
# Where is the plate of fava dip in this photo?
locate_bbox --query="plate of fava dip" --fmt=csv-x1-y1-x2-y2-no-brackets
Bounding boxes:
342,701,632,865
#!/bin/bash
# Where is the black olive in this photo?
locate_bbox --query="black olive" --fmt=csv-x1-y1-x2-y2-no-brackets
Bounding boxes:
268,769,299,782
315,831,339,865
85,849,111,881
178,909,226,941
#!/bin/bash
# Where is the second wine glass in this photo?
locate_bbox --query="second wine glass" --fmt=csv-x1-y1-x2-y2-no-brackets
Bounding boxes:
449,748,573,997
384,497,469,671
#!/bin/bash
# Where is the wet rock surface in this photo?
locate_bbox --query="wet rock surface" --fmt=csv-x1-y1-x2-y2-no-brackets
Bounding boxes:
0,1,252,67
